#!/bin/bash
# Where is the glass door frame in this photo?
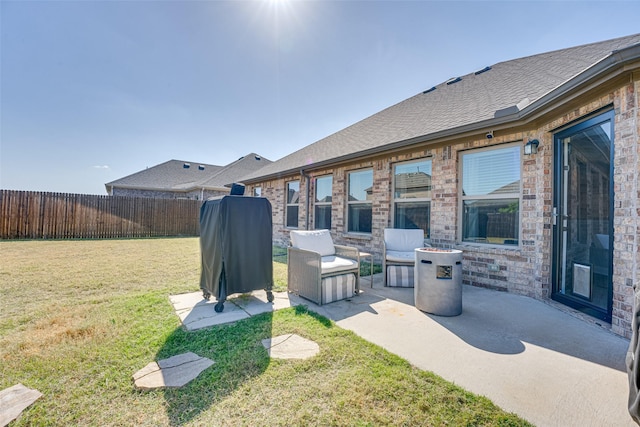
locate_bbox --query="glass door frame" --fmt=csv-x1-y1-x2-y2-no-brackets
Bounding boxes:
551,109,614,322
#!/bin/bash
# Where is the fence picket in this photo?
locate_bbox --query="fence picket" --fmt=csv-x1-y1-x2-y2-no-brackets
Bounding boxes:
0,190,201,239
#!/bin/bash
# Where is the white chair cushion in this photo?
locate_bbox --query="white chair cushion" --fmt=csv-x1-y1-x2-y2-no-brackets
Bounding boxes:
385,250,415,263
290,229,335,256
321,255,358,274
384,228,424,251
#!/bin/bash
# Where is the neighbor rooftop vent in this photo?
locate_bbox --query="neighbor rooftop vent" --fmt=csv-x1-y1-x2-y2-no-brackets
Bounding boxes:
445,77,462,85
183,163,190,169
255,155,261,160
198,165,205,170
474,66,492,75
422,86,436,94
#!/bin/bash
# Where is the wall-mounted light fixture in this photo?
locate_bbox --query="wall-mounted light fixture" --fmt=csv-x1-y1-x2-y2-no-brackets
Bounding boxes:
524,139,539,155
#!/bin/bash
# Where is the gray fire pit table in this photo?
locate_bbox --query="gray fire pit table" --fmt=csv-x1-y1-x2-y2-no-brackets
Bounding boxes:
414,248,463,316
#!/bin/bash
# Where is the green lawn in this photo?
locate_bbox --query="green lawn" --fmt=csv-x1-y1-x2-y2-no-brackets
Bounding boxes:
0,238,530,426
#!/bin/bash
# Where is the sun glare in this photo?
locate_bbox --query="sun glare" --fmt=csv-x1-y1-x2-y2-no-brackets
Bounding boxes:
267,0,288,6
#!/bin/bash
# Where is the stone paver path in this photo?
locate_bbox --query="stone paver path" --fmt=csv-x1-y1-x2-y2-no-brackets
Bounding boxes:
133,352,214,390
148,291,318,389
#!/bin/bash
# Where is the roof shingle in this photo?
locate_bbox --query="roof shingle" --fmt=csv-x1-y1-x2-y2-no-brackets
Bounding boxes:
106,153,271,192
242,34,640,182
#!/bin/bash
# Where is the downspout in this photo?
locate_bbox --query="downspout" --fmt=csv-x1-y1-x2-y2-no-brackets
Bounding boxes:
301,169,311,230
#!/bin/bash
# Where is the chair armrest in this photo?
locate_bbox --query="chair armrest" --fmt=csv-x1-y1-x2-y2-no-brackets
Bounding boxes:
287,247,322,303
334,245,360,261
288,247,321,270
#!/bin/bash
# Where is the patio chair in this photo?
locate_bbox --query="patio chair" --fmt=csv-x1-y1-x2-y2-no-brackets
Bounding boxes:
383,228,427,287
287,229,360,305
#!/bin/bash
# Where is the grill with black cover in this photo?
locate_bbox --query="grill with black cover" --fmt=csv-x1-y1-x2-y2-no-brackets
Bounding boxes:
199,195,273,312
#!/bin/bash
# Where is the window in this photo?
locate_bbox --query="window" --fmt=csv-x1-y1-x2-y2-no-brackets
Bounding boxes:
253,187,262,197
347,169,373,233
285,181,299,228
460,145,520,245
314,175,332,230
393,159,432,237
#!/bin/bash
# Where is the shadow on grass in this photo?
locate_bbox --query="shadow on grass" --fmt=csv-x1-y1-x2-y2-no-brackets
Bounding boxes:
272,245,287,265
156,305,332,426
155,311,272,425
294,304,332,328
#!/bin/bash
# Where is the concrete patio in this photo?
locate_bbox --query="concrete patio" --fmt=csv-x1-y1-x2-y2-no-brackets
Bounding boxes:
173,273,633,427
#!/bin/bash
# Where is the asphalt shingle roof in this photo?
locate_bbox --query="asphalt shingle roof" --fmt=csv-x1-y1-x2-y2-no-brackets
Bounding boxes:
106,160,223,190
200,154,272,189
106,153,271,192
242,34,640,182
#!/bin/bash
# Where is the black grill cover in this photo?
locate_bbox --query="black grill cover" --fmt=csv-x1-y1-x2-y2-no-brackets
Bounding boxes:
199,196,273,301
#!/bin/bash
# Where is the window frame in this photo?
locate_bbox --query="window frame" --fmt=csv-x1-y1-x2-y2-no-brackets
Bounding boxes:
285,180,300,229
458,143,522,247
313,175,333,230
346,168,373,234
253,186,262,197
392,158,432,238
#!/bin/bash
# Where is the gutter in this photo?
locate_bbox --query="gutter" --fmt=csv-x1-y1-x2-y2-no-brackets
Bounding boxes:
300,169,311,230
108,183,229,193
241,42,640,184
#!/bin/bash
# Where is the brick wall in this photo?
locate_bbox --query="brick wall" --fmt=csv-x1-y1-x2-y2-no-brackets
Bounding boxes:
247,78,639,338
611,79,639,337
111,187,228,200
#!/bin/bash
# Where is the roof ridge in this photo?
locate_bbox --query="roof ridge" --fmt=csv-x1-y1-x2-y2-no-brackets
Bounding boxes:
168,159,222,168
490,33,640,67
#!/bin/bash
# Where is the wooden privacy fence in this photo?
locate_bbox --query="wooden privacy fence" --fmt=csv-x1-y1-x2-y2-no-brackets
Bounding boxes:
0,190,201,239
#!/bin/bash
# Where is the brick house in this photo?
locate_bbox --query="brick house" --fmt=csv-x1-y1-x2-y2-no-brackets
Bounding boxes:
105,153,271,199
240,34,640,338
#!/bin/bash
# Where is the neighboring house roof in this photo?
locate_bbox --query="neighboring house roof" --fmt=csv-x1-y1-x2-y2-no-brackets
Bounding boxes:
241,34,640,183
395,172,432,192
200,154,272,189
106,153,271,193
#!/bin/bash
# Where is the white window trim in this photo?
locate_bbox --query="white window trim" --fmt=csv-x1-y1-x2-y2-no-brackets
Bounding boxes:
314,175,333,230
392,158,432,237
458,143,522,247
346,168,373,235
285,180,300,229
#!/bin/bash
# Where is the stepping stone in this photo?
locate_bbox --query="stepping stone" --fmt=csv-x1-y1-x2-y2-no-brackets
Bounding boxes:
133,352,214,390
232,290,300,316
0,383,42,427
170,292,250,331
169,290,308,329
261,334,319,360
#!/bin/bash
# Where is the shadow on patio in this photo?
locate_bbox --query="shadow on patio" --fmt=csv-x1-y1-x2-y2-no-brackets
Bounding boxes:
319,273,627,371
311,272,633,426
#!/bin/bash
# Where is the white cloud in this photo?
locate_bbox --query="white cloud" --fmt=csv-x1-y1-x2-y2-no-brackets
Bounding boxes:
93,165,110,169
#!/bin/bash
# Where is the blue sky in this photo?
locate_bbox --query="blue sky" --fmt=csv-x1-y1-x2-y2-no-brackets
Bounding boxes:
1,1,639,195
